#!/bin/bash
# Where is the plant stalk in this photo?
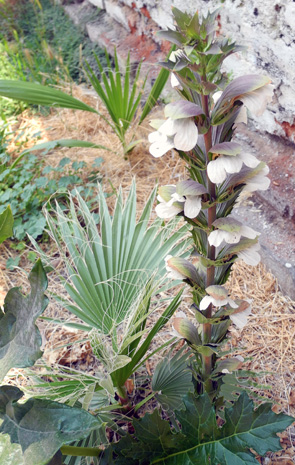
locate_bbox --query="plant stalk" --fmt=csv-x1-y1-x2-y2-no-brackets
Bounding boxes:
201,90,216,393
117,384,130,406
60,445,101,457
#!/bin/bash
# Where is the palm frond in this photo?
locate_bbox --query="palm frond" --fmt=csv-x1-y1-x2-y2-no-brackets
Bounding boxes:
44,180,190,333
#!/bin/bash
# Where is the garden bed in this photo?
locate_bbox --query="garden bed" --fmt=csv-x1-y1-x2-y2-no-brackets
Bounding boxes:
1,84,295,463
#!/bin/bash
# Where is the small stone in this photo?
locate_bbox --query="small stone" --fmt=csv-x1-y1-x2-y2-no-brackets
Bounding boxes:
285,263,292,268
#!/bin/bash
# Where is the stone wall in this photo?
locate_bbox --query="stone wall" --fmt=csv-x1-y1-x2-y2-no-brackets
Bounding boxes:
62,0,295,142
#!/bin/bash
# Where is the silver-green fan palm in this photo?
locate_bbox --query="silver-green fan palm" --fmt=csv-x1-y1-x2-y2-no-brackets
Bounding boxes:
34,180,190,395
44,181,189,331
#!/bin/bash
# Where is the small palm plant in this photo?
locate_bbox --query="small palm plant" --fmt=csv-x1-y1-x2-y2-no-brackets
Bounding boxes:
84,48,170,154
31,180,190,404
0,49,169,156
84,49,145,154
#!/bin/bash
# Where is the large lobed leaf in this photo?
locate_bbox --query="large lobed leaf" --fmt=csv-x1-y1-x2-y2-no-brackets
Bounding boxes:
0,385,102,465
0,259,48,381
107,391,293,464
0,430,23,465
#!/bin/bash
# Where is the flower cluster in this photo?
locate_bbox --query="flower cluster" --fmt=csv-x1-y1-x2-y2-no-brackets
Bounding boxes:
148,7,275,394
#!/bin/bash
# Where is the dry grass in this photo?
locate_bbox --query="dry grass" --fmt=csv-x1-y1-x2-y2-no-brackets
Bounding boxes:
1,85,294,462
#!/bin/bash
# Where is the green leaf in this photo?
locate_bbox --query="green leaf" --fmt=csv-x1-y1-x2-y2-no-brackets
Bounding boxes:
0,80,97,113
110,392,294,464
0,385,101,465
92,157,104,168
0,430,23,465
43,181,190,333
84,48,145,151
152,349,194,412
139,67,170,124
6,256,21,270
11,139,109,170
157,29,186,46
0,206,13,243
0,260,48,381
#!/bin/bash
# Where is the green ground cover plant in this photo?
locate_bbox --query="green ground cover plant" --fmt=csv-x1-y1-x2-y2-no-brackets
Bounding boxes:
0,122,105,241
0,7,293,465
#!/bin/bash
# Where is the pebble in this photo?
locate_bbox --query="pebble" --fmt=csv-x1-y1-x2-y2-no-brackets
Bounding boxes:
285,263,292,268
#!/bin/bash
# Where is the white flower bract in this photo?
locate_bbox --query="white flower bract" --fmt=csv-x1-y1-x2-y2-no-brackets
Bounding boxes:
208,218,259,247
200,295,238,310
155,183,203,219
149,117,198,158
237,243,261,266
155,192,184,219
171,73,183,89
207,152,260,184
240,83,275,117
230,304,252,329
244,165,271,192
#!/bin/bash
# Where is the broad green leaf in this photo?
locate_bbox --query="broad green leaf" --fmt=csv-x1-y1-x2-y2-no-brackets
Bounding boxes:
0,385,101,465
0,206,13,244
111,355,132,373
109,391,294,464
6,256,21,270
0,80,97,113
0,429,23,465
25,139,108,153
0,260,48,381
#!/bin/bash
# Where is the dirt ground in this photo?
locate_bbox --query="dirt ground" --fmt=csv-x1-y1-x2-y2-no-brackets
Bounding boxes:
1,85,294,463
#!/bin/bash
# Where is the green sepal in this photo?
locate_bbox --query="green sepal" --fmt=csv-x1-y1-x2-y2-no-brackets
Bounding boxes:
194,309,225,325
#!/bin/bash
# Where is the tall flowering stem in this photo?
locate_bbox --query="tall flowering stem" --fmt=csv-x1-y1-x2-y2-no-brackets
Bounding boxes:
150,8,273,399
201,89,215,389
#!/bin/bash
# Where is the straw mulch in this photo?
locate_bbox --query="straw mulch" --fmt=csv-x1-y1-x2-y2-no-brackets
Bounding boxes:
1,85,294,463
